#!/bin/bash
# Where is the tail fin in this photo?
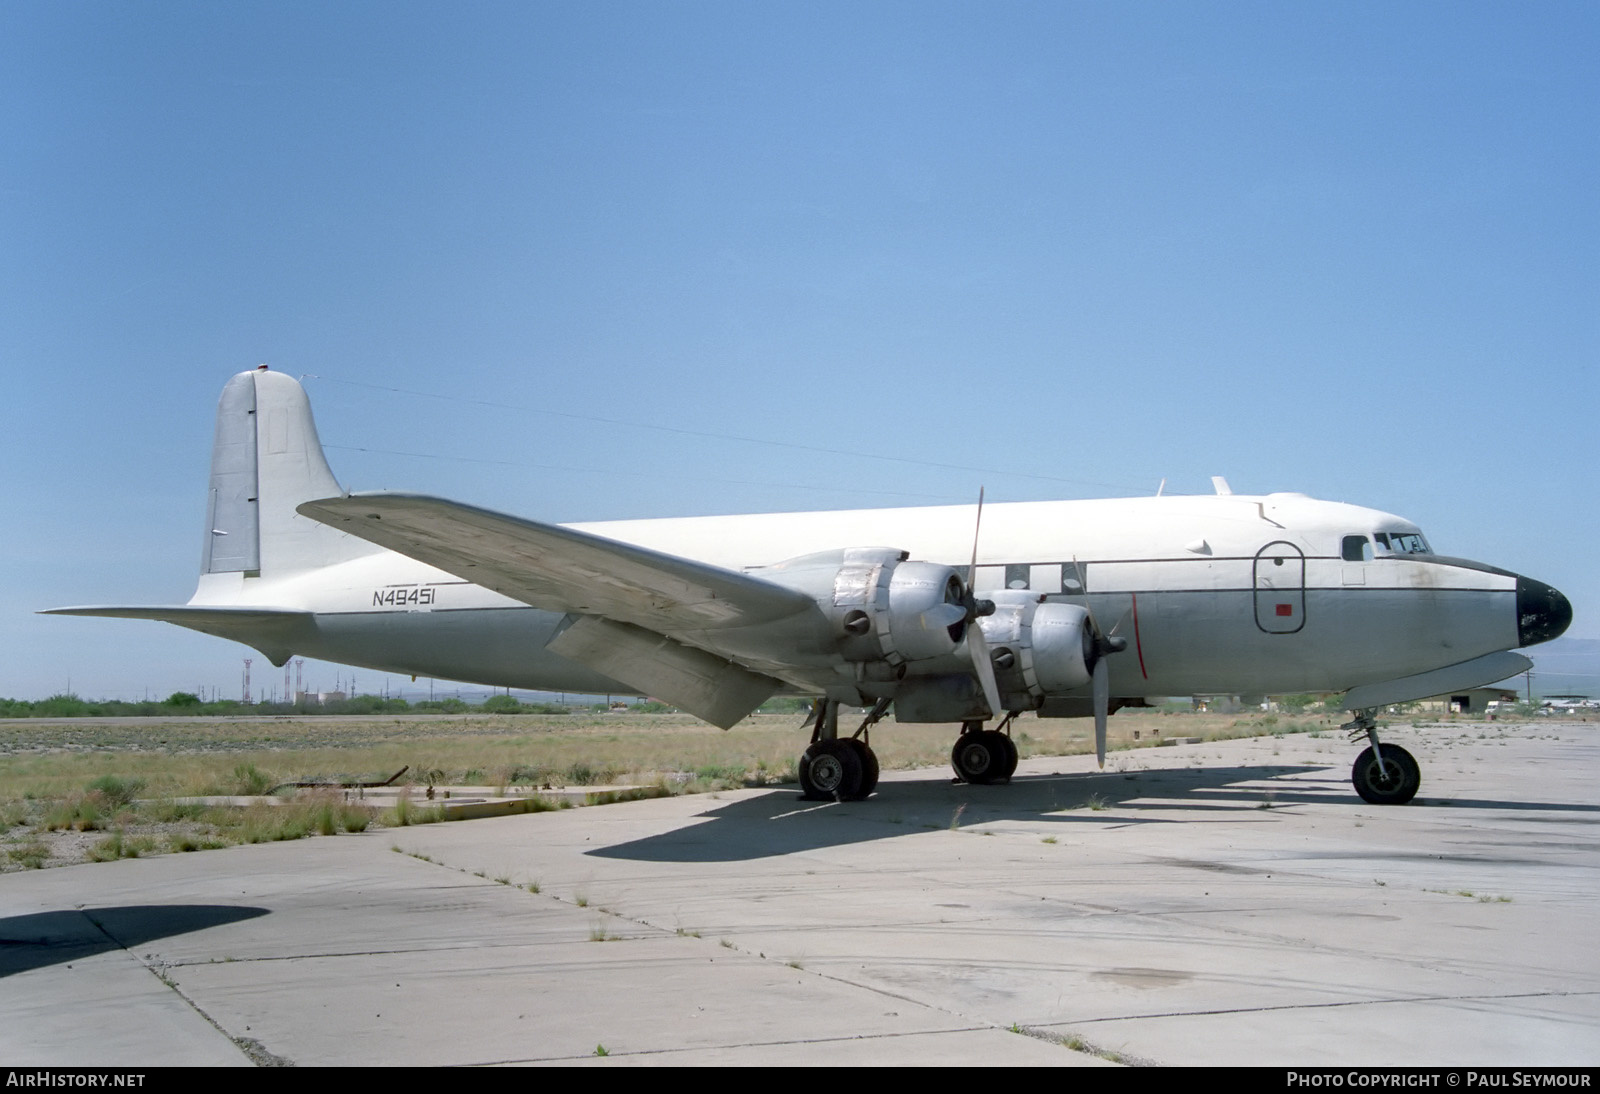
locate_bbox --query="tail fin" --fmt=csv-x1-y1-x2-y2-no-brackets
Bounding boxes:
202,368,380,576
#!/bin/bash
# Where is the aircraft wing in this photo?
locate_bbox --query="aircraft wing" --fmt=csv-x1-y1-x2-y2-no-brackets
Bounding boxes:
298,494,820,728
298,493,816,634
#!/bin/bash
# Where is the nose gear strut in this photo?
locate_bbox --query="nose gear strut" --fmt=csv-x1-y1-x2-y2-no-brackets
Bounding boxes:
1341,708,1421,805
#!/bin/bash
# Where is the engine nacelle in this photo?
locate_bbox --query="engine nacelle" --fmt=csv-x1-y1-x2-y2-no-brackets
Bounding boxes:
751,547,970,668
977,594,1095,709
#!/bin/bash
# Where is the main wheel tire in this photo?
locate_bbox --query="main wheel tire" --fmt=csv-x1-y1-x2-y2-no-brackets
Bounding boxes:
951,730,1008,784
1351,743,1420,805
997,733,1019,780
844,738,880,798
798,740,865,801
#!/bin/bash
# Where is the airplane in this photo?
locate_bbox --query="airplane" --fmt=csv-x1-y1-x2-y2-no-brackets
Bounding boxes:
47,367,1573,806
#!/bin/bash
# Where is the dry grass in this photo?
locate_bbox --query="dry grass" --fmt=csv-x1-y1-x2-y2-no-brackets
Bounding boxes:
0,708,1338,871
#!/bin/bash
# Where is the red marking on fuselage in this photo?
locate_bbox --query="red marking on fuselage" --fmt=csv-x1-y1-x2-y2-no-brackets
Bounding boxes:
1131,592,1149,679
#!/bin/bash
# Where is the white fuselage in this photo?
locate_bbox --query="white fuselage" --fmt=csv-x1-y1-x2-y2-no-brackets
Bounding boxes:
189,490,1522,701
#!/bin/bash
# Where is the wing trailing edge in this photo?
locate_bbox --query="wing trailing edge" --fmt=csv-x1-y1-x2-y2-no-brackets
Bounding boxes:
547,616,781,729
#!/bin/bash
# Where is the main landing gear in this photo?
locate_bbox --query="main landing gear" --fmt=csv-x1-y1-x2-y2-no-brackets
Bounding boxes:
1343,709,1421,805
950,715,1018,785
797,699,885,802
794,701,1020,800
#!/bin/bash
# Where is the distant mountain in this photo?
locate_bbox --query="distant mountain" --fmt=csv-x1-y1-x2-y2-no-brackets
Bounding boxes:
1497,638,1600,698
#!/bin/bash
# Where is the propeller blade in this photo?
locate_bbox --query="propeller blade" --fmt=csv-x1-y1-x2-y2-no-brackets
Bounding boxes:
967,626,1003,718
1093,655,1109,768
920,602,967,632
968,486,985,589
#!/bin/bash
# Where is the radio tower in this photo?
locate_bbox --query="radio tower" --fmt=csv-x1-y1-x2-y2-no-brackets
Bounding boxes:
295,659,304,702
242,658,253,704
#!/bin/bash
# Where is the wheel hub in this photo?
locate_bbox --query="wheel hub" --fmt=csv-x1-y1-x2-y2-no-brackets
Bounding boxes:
1364,758,1403,791
958,742,991,777
810,753,844,792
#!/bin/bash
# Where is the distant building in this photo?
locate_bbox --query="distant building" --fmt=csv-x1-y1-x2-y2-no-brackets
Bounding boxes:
1416,687,1518,715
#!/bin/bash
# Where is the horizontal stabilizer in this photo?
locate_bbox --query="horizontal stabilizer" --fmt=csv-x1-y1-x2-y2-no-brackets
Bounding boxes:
298,493,816,633
41,606,315,667
1342,650,1533,711
547,616,780,729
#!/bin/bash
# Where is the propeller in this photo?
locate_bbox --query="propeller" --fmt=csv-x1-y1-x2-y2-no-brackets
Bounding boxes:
1089,629,1127,767
1072,555,1127,768
968,486,985,590
901,582,999,716
961,488,1002,716
968,623,1003,719
1092,655,1109,767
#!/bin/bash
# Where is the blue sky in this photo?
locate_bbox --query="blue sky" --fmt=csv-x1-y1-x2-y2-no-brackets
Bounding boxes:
3,2,1595,700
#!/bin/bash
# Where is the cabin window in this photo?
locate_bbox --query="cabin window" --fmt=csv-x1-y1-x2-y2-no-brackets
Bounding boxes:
1341,535,1372,562
1061,567,1086,594
1004,564,1029,590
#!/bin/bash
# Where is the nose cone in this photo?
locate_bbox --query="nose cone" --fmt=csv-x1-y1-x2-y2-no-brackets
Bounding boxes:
1517,576,1572,647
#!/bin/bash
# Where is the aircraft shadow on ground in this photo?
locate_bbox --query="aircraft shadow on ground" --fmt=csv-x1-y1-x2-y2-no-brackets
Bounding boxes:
589,761,1600,864
589,762,1329,863
0,905,268,979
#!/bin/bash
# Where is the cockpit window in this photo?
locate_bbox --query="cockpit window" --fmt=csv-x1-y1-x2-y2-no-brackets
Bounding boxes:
1374,532,1431,555
1341,535,1372,562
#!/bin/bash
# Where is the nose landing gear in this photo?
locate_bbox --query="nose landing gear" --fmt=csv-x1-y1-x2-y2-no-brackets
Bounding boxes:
1343,709,1421,805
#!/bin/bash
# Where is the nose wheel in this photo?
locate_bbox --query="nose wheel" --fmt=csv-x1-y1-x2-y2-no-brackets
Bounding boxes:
1343,710,1421,805
1351,743,1420,804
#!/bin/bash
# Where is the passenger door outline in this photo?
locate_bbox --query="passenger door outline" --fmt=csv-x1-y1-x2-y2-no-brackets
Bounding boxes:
1253,540,1306,634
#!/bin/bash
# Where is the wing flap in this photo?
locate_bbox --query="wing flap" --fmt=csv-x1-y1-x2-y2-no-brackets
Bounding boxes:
547,616,780,729
297,493,815,633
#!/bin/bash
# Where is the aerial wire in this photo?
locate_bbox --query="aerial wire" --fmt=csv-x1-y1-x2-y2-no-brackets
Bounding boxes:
321,443,963,502
306,374,1184,497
